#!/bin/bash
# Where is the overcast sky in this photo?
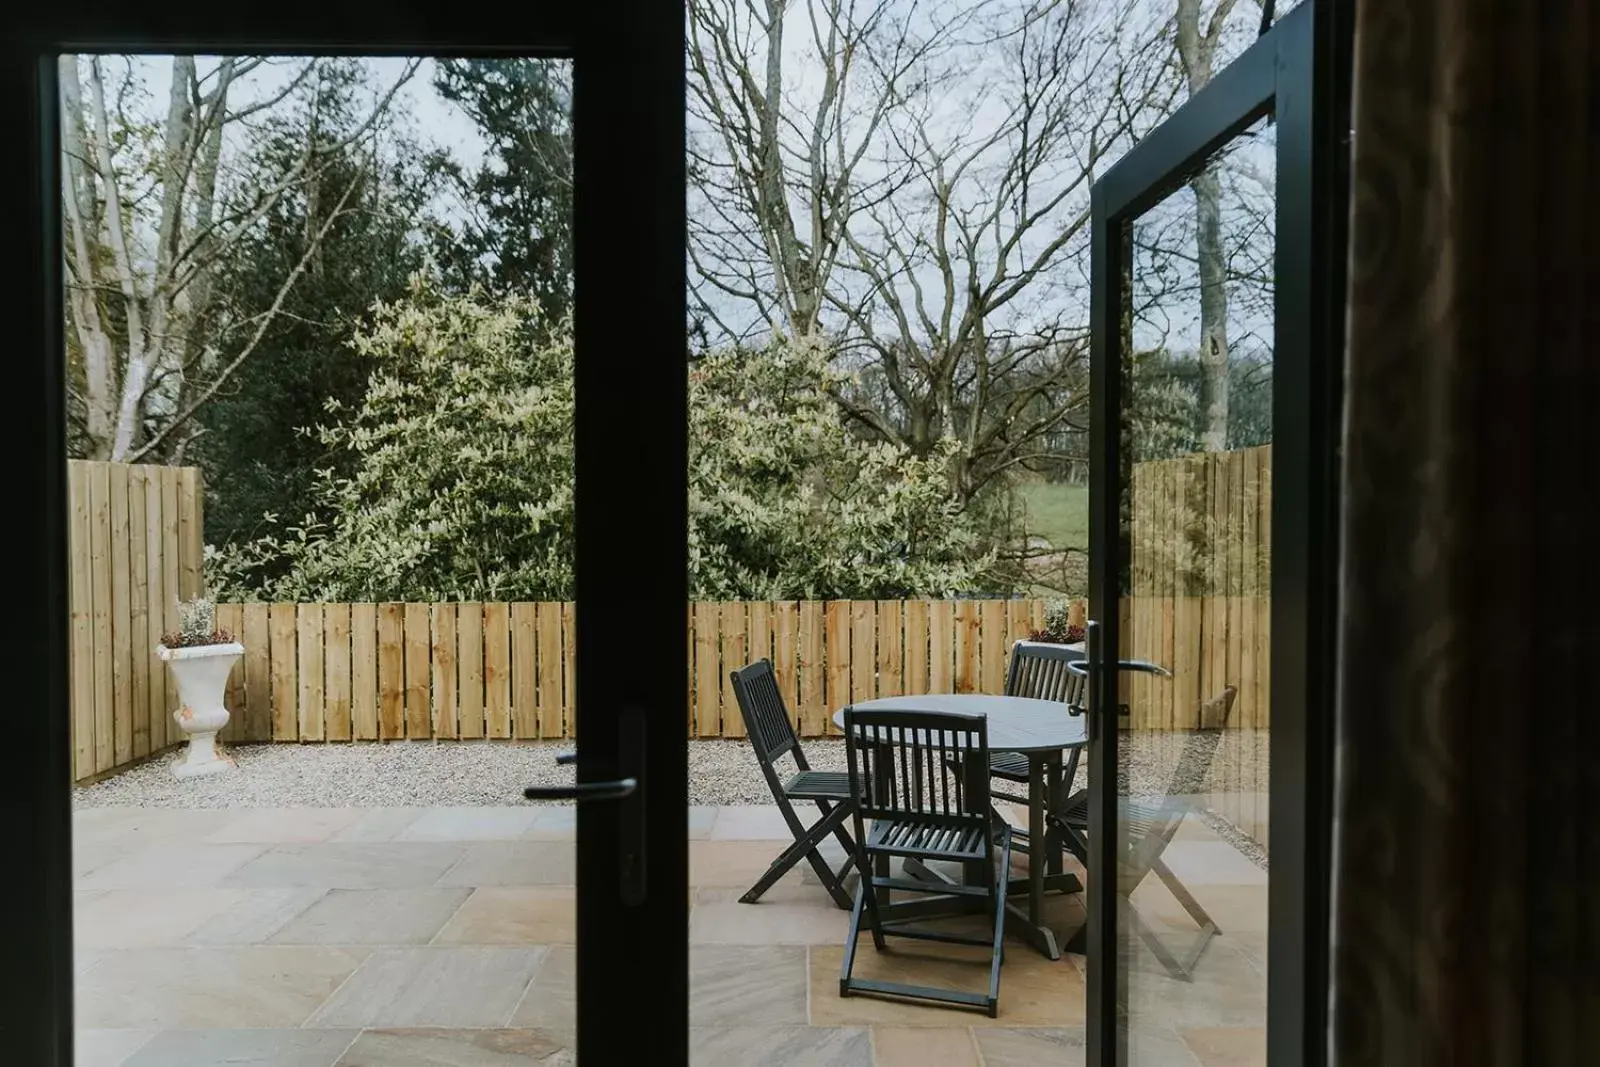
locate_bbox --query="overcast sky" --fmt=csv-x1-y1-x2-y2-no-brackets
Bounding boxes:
112,28,1274,360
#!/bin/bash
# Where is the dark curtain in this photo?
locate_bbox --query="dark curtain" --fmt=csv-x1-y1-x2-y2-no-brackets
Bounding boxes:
1332,1,1598,1064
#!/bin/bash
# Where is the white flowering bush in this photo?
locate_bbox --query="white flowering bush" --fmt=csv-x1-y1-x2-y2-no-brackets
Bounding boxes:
212,278,989,601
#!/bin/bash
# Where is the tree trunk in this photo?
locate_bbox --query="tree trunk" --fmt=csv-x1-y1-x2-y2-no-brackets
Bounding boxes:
1193,164,1229,451
57,57,116,458
1175,0,1238,453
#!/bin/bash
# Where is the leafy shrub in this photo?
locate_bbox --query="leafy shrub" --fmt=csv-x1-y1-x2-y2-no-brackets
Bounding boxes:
211,278,990,601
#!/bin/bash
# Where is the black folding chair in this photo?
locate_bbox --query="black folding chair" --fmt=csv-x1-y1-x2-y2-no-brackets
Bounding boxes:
1054,683,1237,980
988,643,1087,810
729,659,860,910
991,646,1168,864
840,707,1013,1018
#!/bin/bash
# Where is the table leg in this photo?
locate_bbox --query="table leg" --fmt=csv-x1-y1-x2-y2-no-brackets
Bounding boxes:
1044,753,1064,878
1029,754,1047,929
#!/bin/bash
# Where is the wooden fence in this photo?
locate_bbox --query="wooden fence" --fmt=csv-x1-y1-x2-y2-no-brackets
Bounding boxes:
67,447,1274,781
67,461,204,782
202,598,1050,745
1123,444,1273,730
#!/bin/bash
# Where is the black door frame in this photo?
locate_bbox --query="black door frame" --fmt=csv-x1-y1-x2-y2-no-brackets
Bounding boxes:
1086,1,1348,1064
3,4,688,1063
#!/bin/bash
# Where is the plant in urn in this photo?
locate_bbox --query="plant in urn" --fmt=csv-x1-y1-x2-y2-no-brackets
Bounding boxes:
157,597,244,778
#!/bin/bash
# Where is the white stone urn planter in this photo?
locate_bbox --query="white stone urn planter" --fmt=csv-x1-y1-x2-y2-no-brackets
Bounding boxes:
157,642,244,779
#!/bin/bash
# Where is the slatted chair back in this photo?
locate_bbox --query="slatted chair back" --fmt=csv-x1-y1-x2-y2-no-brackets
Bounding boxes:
729,659,806,769
1005,642,1085,706
1124,685,1238,879
842,708,991,849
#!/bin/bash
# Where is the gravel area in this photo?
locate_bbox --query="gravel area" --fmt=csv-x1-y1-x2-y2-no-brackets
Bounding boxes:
74,733,1267,869
72,740,793,810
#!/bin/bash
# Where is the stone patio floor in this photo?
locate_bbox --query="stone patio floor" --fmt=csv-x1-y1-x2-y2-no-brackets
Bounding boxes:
73,804,1265,1066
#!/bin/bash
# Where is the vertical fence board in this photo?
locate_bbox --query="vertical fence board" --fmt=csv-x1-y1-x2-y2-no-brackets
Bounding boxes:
212,604,244,744
954,600,980,694
825,601,851,733
159,468,182,743
143,468,170,750
562,601,577,739
1257,447,1273,727
350,604,379,741
126,468,152,757
456,603,485,740
1226,450,1246,727
378,603,407,740
88,463,114,772
243,603,271,742
903,599,929,696
1208,452,1229,711
433,604,460,739
405,603,432,739
849,600,875,705
510,603,535,739
980,600,1006,695
68,464,94,779
177,467,203,601
270,603,299,741
693,601,721,737
107,467,133,766
798,601,824,736
1238,448,1260,728
297,604,325,741
747,601,772,672
1162,461,1179,727
928,601,954,694
323,604,352,741
536,602,563,739
772,601,799,729
483,603,511,739
720,602,748,738
876,601,903,697
908,601,934,700
1005,599,1030,649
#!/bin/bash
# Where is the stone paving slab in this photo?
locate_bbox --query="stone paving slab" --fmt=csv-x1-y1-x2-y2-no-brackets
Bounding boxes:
72,806,1263,1067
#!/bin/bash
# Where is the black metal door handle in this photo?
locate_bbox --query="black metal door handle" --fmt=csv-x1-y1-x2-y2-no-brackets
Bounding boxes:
522,708,649,905
1085,622,1101,741
523,777,637,801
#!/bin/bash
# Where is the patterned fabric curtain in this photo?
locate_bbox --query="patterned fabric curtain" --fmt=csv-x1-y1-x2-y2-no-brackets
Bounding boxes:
1333,1,1598,1063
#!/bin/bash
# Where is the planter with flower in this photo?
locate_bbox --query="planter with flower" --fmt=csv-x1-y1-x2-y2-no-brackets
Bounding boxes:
1018,599,1087,657
157,597,243,779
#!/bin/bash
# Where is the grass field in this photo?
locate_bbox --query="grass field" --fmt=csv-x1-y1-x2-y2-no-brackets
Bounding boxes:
1018,481,1089,551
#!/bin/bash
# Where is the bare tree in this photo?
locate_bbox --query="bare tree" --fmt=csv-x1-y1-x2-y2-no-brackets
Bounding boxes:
1174,0,1240,452
687,0,1177,509
59,55,417,461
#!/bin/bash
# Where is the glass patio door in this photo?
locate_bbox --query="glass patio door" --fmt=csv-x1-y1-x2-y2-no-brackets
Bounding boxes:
1085,4,1341,1065
12,5,692,1065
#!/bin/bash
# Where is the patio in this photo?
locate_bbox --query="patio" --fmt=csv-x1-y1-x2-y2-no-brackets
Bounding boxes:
72,801,1265,1067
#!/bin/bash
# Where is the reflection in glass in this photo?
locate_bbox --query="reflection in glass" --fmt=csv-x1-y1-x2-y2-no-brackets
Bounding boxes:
1116,115,1274,1066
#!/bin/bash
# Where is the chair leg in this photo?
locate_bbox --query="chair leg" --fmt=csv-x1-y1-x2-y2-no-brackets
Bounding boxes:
741,803,854,910
1152,856,1221,934
986,828,1013,1018
816,799,859,859
1124,890,1218,982
839,879,868,998
860,859,889,952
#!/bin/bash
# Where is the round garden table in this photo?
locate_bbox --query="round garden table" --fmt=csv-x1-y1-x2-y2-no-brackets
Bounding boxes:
832,694,1086,960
